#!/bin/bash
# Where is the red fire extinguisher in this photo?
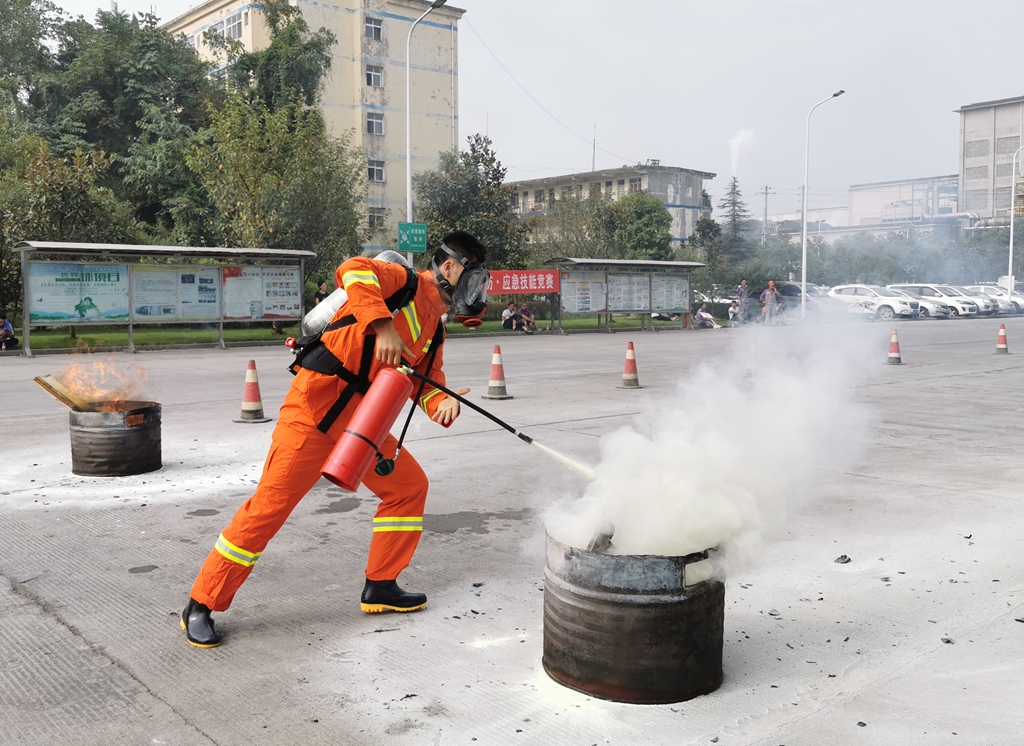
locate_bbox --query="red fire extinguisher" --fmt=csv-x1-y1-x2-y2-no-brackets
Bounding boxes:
321,367,413,492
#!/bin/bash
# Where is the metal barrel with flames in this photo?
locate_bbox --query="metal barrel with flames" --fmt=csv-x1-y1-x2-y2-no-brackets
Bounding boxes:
35,357,161,477
543,532,725,704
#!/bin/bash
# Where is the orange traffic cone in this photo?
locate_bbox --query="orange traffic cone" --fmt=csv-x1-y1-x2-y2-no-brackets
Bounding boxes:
481,345,513,400
887,330,903,365
617,341,644,388
996,323,1009,354
234,359,271,423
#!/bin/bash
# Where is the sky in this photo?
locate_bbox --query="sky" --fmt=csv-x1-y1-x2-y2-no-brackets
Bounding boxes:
56,0,1024,216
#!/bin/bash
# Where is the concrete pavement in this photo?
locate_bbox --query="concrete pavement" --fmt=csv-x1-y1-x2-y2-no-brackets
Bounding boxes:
1,318,1021,745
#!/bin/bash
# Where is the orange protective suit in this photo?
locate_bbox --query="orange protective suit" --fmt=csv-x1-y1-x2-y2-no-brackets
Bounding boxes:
191,258,452,612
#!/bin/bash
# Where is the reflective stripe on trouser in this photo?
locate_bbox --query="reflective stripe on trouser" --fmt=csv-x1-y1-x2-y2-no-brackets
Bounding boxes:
190,426,429,611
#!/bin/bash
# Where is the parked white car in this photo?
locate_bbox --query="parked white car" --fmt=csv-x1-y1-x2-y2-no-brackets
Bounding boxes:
828,284,918,320
888,284,979,317
963,285,1019,315
943,286,998,315
887,287,950,319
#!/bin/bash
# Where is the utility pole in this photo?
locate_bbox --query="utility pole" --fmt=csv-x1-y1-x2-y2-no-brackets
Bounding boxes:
592,124,596,172
757,185,775,246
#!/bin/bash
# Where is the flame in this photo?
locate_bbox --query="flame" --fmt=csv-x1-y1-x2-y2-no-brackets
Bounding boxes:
56,344,150,411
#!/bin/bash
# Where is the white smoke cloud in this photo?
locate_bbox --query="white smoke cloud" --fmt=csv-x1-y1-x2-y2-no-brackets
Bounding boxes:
728,129,755,176
543,327,875,572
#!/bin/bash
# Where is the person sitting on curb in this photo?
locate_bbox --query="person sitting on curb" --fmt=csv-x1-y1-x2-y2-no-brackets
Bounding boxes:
519,302,539,332
727,300,741,326
0,312,18,350
695,303,721,329
501,302,531,333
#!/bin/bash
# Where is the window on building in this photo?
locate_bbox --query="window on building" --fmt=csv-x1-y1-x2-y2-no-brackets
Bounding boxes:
366,65,383,88
994,186,1013,210
548,188,556,205
617,179,625,196
574,183,583,196
208,20,224,39
628,177,642,193
996,163,1015,178
365,16,382,40
225,12,242,40
561,185,572,198
368,207,386,231
996,136,1020,155
535,189,544,206
965,140,989,158
510,193,519,209
368,160,385,182
965,166,989,181
605,180,613,193
522,191,530,209
244,11,248,25
964,189,989,210
366,112,384,135
210,67,227,89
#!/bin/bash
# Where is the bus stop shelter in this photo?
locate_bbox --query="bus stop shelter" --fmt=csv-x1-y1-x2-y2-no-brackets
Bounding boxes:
546,257,705,333
13,242,316,357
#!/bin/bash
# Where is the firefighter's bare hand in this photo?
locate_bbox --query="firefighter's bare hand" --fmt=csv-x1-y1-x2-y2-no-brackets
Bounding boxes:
432,388,469,426
370,318,415,366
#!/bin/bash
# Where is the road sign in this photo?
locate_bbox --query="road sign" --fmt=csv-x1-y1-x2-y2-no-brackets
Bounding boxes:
397,222,428,253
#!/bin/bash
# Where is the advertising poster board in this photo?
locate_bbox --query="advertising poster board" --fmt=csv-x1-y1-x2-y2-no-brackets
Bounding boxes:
607,273,651,312
223,266,303,320
559,271,607,313
261,267,303,318
650,274,690,312
27,262,130,323
132,266,221,321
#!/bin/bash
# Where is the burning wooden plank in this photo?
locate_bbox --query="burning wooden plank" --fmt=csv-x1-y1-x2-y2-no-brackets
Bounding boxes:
34,375,100,412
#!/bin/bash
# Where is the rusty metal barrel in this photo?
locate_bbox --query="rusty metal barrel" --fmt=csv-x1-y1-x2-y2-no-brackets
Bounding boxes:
69,401,162,476
543,533,725,704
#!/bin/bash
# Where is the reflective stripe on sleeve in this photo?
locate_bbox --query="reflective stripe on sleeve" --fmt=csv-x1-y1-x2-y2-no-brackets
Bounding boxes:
342,270,381,289
372,516,423,532
422,337,432,353
419,388,443,415
214,533,262,567
399,301,422,340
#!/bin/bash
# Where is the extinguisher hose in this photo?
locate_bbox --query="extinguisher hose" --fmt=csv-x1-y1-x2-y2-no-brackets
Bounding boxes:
400,368,533,445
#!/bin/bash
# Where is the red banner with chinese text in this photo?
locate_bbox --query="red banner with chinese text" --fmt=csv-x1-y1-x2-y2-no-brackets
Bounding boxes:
487,270,560,294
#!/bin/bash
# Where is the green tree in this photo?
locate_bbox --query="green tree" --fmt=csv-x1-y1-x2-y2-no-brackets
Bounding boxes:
187,97,366,277
221,0,336,111
531,187,611,263
0,0,62,104
32,10,215,162
599,193,673,261
686,215,723,295
716,176,753,261
414,134,533,269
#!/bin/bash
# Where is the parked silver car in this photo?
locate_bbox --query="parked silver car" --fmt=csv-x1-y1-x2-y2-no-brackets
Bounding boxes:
828,284,918,320
887,287,950,319
888,284,979,317
963,285,1019,315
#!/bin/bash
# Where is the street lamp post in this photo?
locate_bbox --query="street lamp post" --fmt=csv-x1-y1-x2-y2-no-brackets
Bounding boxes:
1007,145,1023,299
800,89,845,318
406,0,448,238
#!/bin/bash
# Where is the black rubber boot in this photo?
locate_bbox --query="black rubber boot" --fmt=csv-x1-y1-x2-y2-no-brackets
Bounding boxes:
181,597,222,648
360,579,427,613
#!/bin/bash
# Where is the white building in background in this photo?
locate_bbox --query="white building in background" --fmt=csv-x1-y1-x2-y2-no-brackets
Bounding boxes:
164,0,464,252
956,95,1024,225
848,175,959,226
507,162,716,244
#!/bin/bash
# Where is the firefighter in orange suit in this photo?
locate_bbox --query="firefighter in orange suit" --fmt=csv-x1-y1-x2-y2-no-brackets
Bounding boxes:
181,232,490,648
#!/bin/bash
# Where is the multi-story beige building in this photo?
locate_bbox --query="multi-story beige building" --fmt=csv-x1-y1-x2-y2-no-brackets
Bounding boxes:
164,0,464,252
508,162,715,245
956,95,1024,224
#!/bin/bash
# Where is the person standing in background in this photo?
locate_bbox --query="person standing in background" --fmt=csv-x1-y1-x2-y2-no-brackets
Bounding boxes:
314,281,329,305
736,279,750,324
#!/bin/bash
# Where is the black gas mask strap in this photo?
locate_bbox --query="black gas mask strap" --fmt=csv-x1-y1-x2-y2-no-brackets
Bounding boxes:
373,318,445,477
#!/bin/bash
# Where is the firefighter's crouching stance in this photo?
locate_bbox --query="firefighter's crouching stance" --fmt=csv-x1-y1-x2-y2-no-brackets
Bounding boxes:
181,232,489,648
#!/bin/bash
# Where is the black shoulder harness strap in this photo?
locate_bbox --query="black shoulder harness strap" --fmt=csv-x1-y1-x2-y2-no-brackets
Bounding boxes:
288,266,422,434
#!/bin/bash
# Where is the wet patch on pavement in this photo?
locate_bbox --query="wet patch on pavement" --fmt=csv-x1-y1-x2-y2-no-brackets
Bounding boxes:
315,498,361,514
424,508,532,534
128,565,158,574
186,509,220,517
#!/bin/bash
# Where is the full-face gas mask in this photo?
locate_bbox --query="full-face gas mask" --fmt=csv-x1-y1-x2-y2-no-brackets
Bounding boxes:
431,243,489,328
